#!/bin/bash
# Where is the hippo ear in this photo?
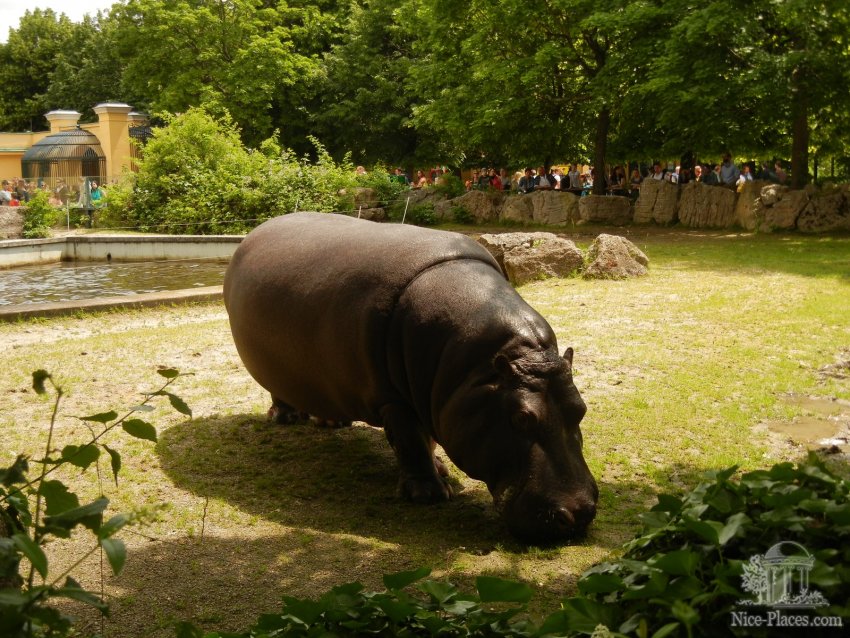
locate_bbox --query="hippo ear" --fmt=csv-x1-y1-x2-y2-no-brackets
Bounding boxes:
563,347,574,367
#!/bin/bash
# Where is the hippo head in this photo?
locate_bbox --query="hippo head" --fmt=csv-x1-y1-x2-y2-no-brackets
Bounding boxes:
439,347,598,544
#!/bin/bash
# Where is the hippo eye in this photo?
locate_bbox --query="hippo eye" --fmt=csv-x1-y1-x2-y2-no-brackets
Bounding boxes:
513,409,538,430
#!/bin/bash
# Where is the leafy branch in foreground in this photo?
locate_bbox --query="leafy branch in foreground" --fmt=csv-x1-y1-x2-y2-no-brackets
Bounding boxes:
175,454,849,638
0,367,192,638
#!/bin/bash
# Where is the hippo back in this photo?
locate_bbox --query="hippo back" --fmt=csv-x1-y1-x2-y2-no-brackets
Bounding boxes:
224,212,503,422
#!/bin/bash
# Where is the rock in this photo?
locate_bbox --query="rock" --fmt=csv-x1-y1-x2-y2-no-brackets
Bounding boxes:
735,180,771,230
502,238,585,286
583,234,649,280
678,182,737,228
633,179,679,224
354,207,387,222
796,191,850,233
531,191,581,225
760,184,787,206
477,232,584,285
477,232,560,271
760,189,809,231
435,190,503,223
501,195,534,224
353,187,379,209
0,206,24,239
578,194,632,225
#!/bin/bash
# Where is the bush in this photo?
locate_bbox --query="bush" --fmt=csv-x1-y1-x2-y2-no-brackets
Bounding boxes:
554,452,850,636
21,191,55,238
108,109,400,234
0,369,191,637
407,202,437,226
433,173,466,199
450,204,474,224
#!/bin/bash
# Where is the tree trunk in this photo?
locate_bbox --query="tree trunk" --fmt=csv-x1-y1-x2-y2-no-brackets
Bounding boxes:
592,106,610,196
790,67,809,190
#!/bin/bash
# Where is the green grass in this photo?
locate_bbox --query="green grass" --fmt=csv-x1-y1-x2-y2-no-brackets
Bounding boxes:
0,230,848,636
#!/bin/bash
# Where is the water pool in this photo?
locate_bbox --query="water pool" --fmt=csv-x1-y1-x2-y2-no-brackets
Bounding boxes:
0,260,228,306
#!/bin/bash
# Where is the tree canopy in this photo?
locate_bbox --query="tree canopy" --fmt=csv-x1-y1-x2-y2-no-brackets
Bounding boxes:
0,0,848,181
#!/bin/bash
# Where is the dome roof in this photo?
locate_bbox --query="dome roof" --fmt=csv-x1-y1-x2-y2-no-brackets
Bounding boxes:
22,128,106,163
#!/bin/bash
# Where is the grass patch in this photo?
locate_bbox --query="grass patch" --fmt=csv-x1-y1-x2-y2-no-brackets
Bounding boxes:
0,231,848,636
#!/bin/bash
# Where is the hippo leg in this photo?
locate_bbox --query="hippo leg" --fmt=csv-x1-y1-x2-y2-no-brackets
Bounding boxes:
381,404,452,503
267,397,310,425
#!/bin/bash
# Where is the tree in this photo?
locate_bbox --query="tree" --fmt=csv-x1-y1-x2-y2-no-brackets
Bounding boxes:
644,0,850,187
313,0,437,165
404,0,670,192
0,9,76,131
45,12,139,122
112,0,333,147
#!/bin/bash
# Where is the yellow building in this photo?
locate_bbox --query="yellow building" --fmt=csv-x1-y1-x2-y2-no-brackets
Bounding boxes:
0,103,149,188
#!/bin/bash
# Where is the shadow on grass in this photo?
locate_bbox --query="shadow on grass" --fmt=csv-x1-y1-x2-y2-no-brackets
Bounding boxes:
156,412,708,553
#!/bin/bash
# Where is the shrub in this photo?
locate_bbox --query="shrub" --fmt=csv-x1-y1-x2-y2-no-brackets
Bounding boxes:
0,368,191,637
109,109,396,234
407,202,437,226
433,173,466,199
451,204,474,224
21,191,55,238
554,452,850,636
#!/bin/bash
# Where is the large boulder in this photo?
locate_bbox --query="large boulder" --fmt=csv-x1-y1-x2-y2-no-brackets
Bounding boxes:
578,194,632,225
796,190,850,233
435,190,504,223
633,179,679,224
493,191,581,226
530,190,581,225
678,182,737,228
583,234,649,280
734,180,771,230
501,195,534,224
0,206,24,239
477,232,584,286
355,207,387,222
353,187,379,209
759,189,809,231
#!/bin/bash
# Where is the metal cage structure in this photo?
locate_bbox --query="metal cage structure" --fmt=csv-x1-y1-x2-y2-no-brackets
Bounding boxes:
20,128,107,190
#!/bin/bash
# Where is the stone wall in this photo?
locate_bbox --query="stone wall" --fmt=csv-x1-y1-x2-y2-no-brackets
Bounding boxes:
0,206,24,239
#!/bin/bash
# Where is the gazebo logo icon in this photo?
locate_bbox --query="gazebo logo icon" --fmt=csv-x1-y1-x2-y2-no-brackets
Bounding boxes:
739,541,829,608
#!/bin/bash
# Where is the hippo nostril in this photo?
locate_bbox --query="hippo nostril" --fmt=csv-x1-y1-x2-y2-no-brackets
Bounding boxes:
554,507,575,530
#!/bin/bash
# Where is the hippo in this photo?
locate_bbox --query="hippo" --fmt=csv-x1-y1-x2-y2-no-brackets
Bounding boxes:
223,212,598,543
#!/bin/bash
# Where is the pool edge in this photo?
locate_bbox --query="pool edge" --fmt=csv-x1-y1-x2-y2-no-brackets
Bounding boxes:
0,286,224,322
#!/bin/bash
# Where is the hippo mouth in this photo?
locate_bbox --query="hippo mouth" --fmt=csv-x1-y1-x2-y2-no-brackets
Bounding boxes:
490,481,597,545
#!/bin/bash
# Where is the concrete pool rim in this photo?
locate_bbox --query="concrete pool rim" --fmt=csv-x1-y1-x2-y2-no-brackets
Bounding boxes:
0,234,242,321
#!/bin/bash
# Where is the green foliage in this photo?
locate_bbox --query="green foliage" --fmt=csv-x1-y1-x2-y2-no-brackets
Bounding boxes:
450,204,474,225
558,452,850,636
109,109,403,233
406,203,438,226
0,9,76,131
20,191,55,239
433,174,466,199
0,368,191,637
354,166,410,208
175,569,535,638
175,454,849,638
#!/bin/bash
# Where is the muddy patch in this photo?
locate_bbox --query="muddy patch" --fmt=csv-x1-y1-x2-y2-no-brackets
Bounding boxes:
763,394,850,454
818,347,850,380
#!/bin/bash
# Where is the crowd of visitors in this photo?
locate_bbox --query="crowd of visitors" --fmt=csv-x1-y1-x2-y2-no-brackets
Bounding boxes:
0,177,107,207
386,154,791,199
